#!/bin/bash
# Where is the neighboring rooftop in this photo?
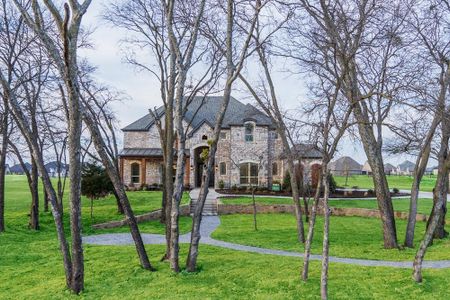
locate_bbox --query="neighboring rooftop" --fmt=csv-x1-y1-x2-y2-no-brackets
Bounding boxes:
329,156,362,171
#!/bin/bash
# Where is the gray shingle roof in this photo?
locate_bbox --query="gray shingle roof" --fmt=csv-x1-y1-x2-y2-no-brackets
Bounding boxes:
122,96,274,133
118,148,189,157
329,156,362,172
279,143,323,159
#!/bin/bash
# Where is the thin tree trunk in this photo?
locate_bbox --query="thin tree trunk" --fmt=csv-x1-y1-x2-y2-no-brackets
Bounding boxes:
83,110,154,270
404,142,433,247
321,171,331,300
0,107,7,232
44,185,49,213
252,185,257,231
29,158,39,230
413,134,449,282
112,189,124,214
287,157,305,243
302,171,323,281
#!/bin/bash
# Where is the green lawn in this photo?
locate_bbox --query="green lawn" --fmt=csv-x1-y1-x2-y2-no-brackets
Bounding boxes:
333,174,437,192
212,213,450,261
2,175,450,299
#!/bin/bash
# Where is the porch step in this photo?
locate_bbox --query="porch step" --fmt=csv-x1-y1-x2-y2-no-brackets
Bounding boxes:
190,199,218,216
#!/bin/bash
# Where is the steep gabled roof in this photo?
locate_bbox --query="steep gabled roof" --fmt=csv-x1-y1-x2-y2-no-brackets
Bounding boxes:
10,162,32,173
397,160,415,171
122,96,274,133
329,156,362,172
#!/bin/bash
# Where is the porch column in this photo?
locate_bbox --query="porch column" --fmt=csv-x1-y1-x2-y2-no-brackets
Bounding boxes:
141,158,146,185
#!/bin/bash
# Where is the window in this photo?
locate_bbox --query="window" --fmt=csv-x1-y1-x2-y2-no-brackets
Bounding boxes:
220,132,227,139
202,135,208,141
244,122,254,142
271,131,279,140
219,162,227,175
131,163,140,184
240,162,258,185
272,162,278,176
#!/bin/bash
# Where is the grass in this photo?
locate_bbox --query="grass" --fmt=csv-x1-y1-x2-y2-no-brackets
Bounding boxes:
333,174,438,192
212,213,450,261
2,175,450,299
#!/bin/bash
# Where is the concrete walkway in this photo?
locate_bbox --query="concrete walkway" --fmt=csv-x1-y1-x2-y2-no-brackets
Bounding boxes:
83,215,450,269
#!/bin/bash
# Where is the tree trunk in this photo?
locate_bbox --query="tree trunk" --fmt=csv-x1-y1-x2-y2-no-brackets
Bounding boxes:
0,109,7,233
186,86,232,272
404,115,438,247
43,186,49,213
112,189,124,214
29,159,39,230
353,105,398,248
252,186,258,231
413,128,449,282
302,172,323,281
83,110,154,270
321,171,331,300
287,157,305,243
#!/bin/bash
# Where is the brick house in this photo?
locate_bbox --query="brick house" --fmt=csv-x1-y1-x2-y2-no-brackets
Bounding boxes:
119,96,322,189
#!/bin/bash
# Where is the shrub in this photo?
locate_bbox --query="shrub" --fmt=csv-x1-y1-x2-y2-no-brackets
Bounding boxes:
231,184,238,191
238,186,247,192
393,187,400,194
218,180,225,189
283,171,292,192
328,175,337,193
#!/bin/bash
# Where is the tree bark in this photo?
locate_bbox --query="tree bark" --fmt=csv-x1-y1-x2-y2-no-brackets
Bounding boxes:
352,101,398,248
29,158,39,230
321,171,331,300
82,109,154,270
302,171,323,281
0,102,7,233
252,186,258,231
286,157,305,243
413,124,449,282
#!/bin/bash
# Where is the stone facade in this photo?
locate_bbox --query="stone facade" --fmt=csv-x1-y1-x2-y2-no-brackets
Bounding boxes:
119,98,322,189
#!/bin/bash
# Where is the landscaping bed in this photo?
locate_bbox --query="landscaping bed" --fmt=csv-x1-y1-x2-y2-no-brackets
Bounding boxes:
216,188,409,198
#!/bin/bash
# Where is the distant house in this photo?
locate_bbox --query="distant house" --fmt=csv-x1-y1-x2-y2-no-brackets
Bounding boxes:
5,164,10,174
44,161,69,177
360,161,395,176
395,160,415,176
329,156,362,176
9,162,32,175
361,161,372,175
425,165,438,176
384,163,395,175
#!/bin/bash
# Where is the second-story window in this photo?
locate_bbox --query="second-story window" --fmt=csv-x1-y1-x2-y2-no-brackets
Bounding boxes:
244,122,254,142
220,132,227,139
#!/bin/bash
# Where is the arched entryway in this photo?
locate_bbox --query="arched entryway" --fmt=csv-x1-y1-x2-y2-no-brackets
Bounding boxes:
194,146,215,187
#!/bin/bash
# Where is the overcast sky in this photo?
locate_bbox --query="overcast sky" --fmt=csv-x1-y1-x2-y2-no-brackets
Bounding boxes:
75,0,420,167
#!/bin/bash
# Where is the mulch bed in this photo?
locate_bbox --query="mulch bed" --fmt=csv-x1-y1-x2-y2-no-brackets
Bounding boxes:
216,189,409,198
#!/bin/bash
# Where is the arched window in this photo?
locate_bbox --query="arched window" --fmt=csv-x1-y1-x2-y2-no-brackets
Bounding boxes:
131,163,140,184
272,162,278,176
202,134,208,141
240,162,258,185
244,122,254,142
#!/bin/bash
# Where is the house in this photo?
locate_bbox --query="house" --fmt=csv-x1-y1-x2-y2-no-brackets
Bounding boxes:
9,162,32,175
361,161,372,175
44,161,69,177
329,156,362,176
384,163,395,175
118,96,322,189
395,160,415,176
4,164,10,174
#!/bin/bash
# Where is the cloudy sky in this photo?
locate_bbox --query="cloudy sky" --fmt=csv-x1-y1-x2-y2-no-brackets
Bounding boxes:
78,0,417,166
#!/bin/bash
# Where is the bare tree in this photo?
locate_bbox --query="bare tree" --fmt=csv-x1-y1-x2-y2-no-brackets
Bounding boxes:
186,0,263,272
239,3,307,243
286,0,418,248
12,0,93,293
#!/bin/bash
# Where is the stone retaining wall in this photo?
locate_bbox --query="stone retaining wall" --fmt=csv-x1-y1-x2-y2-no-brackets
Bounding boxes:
218,204,429,222
92,203,429,230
